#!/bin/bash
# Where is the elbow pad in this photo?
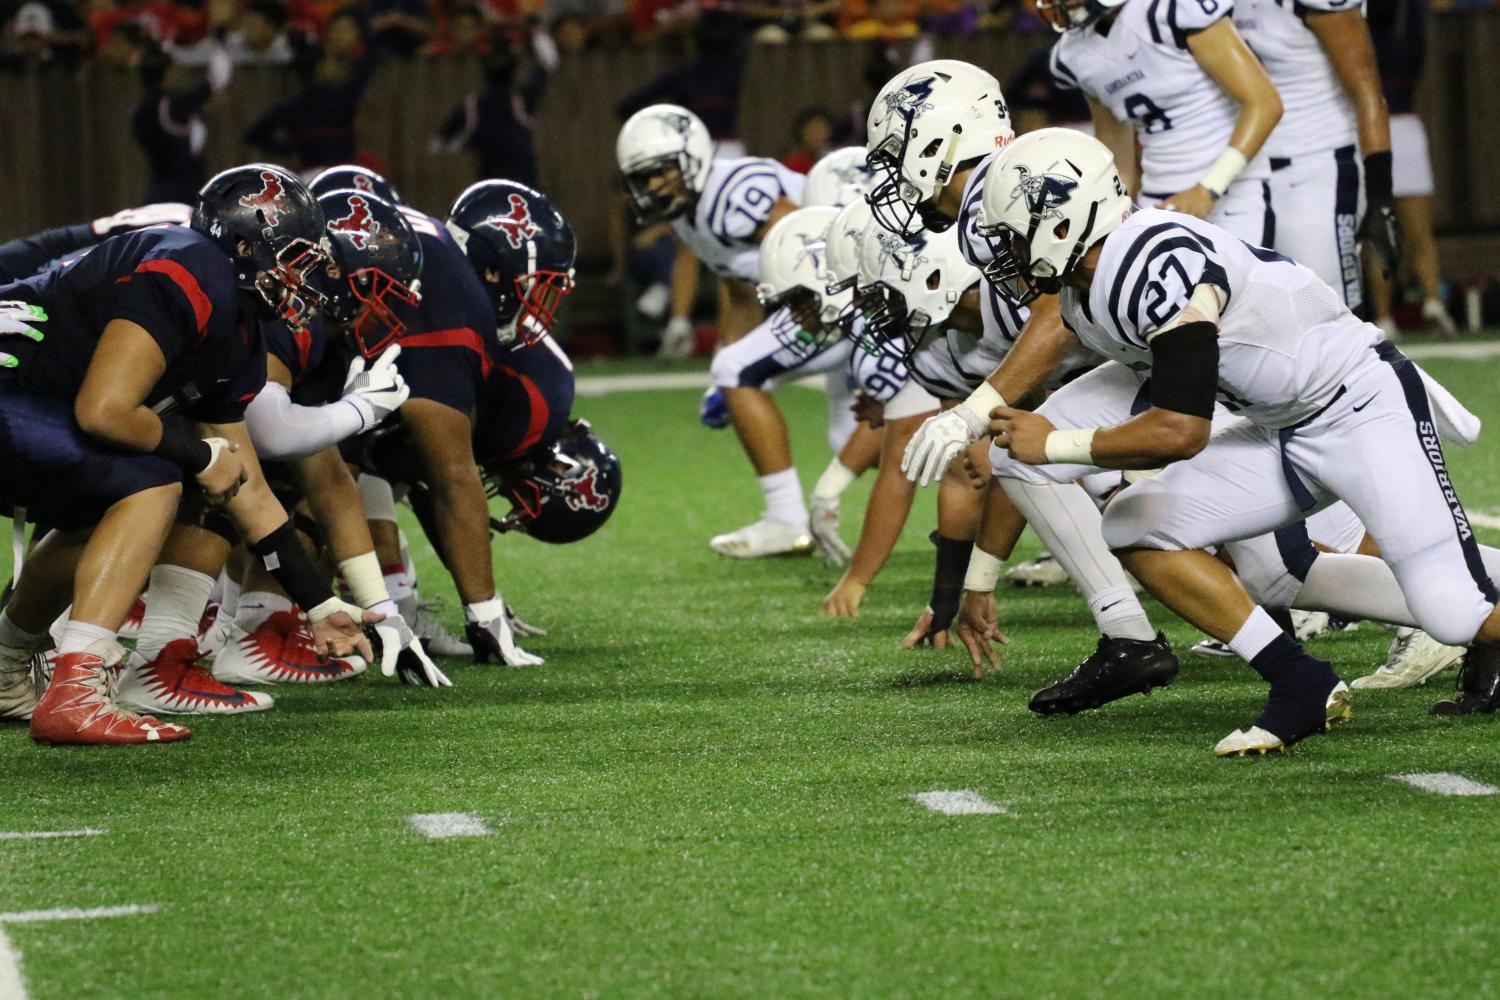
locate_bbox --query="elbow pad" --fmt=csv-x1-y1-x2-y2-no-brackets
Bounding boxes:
1149,321,1219,420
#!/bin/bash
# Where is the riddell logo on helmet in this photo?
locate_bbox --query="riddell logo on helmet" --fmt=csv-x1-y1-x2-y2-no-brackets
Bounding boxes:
239,171,288,225
328,195,380,250
480,194,540,249
563,467,610,512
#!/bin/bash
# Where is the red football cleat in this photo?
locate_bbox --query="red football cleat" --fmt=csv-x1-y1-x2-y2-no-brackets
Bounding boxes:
117,596,147,640
212,611,366,685
30,643,191,746
116,639,274,716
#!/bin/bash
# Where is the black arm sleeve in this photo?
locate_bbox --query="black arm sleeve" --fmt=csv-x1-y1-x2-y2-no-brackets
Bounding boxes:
0,223,99,282
1149,321,1219,420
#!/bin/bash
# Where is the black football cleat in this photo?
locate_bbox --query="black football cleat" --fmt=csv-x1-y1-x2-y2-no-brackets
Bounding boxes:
1028,633,1179,716
1431,645,1500,716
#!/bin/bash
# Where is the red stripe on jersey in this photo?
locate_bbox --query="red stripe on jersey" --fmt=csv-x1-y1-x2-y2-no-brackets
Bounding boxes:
134,258,213,339
400,328,493,378
492,365,548,459
293,326,313,377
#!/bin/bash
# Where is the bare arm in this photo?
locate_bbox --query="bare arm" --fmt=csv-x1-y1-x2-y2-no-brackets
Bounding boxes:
296,445,376,562
751,196,801,244
1089,95,1139,198
845,411,930,586
669,240,699,322
73,320,169,452
1306,9,1389,157
403,397,495,605
1189,18,1283,165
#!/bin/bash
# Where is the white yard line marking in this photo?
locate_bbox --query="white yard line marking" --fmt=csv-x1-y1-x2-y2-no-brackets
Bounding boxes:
912,790,1008,816
407,812,493,839
0,904,160,1000
573,371,825,397
1390,772,1498,797
1469,511,1500,532
1402,342,1500,361
0,830,105,842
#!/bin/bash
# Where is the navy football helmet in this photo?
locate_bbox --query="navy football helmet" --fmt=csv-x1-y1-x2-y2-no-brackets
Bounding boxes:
484,419,621,544
445,180,576,347
192,163,329,327
308,164,404,205
313,189,423,358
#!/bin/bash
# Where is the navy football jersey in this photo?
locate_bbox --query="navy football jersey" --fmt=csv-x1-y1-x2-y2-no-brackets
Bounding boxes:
0,226,264,424
474,332,576,464
392,208,502,416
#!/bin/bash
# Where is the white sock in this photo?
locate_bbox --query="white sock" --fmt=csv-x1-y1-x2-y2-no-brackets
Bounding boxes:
1227,606,1286,662
0,610,50,652
759,468,807,526
811,459,857,509
1001,479,1156,641
236,591,294,632
136,565,215,661
1293,553,1417,627
218,570,241,617
58,620,115,656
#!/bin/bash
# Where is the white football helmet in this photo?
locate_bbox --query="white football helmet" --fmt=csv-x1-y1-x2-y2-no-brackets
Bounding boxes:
976,127,1132,307
803,147,877,209
865,60,1013,237
1036,0,1127,33
856,223,979,362
616,104,714,224
757,207,849,352
823,199,875,298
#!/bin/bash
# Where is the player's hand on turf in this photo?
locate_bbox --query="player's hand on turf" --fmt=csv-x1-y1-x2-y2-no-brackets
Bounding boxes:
956,591,1010,679
821,577,866,618
809,501,851,568
197,437,247,505
1359,202,1402,279
506,605,549,638
307,599,382,661
1156,186,1216,219
990,408,1055,465
902,408,988,487
368,599,452,687
343,344,410,431
0,300,46,366
899,606,952,650
465,597,544,666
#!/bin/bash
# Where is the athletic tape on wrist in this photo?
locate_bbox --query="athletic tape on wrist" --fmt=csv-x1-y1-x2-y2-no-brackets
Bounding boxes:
1043,428,1096,465
465,597,505,624
338,551,389,608
960,382,1007,430
1200,148,1248,199
963,548,1003,593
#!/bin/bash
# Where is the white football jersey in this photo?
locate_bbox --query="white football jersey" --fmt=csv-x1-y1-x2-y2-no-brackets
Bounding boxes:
905,278,1028,400
956,151,1001,271
672,156,804,283
1233,0,1358,157
848,341,913,404
1060,207,1381,428
1050,0,1270,196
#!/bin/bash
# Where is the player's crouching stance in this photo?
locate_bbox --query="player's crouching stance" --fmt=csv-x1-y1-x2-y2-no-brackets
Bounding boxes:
0,164,376,745
978,129,1500,754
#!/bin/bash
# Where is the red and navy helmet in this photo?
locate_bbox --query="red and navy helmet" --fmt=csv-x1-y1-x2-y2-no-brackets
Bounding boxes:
191,163,329,327
314,189,423,358
485,419,621,544
308,164,403,205
445,180,576,347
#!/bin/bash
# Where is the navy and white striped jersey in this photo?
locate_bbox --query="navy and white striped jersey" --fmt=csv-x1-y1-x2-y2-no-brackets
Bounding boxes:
956,151,1001,272
1050,0,1270,196
673,157,804,282
1061,208,1379,427
1234,0,1360,158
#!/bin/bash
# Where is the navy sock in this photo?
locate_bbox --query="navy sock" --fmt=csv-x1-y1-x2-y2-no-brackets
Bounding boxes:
1250,634,1340,741
1268,607,1296,638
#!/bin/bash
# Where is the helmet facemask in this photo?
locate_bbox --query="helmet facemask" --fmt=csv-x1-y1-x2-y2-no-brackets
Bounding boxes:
865,121,956,237
252,235,329,329
761,285,840,355
343,267,421,358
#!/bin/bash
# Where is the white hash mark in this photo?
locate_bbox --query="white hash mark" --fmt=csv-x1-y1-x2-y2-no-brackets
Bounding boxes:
407,812,493,838
912,790,1008,815
1390,772,1498,797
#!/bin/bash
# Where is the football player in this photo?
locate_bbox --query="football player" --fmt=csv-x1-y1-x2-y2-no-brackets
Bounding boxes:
1042,0,1284,242
0,164,375,745
976,129,1500,752
0,203,192,284
617,104,829,559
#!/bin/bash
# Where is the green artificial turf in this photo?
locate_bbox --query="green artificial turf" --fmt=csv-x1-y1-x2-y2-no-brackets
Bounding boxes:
2,349,1500,999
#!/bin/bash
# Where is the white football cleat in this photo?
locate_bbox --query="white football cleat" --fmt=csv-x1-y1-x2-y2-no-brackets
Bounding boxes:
212,613,366,685
0,642,42,722
116,640,273,716
1004,552,1070,588
1215,682,1351,757
1350,627,1466,690
709,518,813,559
1188,638,1235,658
1421,298,1457,336
412,603,473,656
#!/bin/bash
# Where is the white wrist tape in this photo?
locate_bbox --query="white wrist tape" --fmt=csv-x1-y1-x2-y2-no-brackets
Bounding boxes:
963,549,1003,593
203,436,232,472
337,551,389,608
1044,428,1097,465
1200,148,1248,198
307,596,360,624
812,459,857,506
959,382,1007,429
465,598,505,624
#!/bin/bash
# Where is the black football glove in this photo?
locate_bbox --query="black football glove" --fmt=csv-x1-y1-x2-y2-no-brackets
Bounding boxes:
1359,151,1401,278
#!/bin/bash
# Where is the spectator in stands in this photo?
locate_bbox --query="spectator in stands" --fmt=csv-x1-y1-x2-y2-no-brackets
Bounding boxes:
86,0,208,51
739,1,839,43
781,106,833,173
1,0,91,71
842,0,919,40
431,31,558,185
133,42,230,202
324,7,366,59
1367,0,1459,336
171,0,296,67
616,8,746,153
244,43,372,173
547,0,630,51
423,3,491,56
629,0,698,44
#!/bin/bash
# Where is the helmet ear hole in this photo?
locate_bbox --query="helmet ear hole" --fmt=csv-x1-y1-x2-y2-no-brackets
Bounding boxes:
1054,219,1071,241
926,270,941,291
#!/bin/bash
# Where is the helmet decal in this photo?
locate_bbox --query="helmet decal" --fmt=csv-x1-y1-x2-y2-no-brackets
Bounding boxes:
793,233,826,273
883,76,937,119
875,231,927,274
238,170,288,226
1010,164,1079,221
327,195,380,250
352,173,375,194
562,466,611,512
482,194,540,249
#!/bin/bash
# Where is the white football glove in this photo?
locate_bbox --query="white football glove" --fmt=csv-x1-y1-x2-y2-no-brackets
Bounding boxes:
0,301,46,367
342,344,410,431
368,599,452,687
465,596,544,667
809,500,851,568
506,605,549,638
901,407,989,488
